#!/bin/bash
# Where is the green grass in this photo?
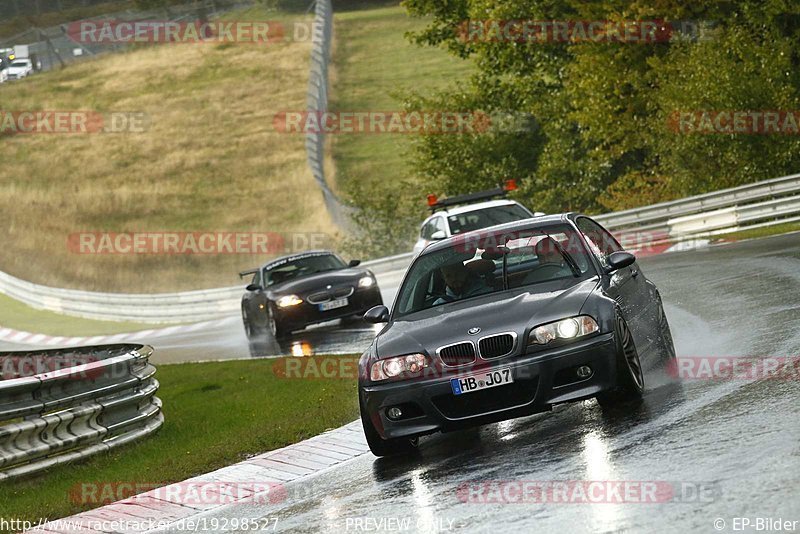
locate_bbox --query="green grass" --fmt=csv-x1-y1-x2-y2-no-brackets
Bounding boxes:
330,5,473,195
0,356,360,525
0,293,156,337
714,221,800,243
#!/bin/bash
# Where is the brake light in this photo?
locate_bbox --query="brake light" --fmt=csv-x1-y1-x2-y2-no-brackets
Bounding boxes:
427,194,438,207
503,179,518,192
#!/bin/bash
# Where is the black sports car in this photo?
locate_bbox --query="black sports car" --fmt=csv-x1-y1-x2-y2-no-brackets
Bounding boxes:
358,213,675,456
241,251,384,340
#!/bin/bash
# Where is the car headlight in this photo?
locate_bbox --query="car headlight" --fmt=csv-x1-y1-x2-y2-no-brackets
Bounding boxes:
528,316,599,345
276,294,303,308
370,353,428,382
358,276,375,288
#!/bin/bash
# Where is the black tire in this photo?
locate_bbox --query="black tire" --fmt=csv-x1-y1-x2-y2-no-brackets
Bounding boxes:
655,293,677,362
596,314,644,408
268,306,291,340
359,393,418,457
242,304,266,340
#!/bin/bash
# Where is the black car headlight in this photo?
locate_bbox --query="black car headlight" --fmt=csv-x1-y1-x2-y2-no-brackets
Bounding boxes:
276,294,303,308
358,275,375,288
370,353,428,382
528,316,599,345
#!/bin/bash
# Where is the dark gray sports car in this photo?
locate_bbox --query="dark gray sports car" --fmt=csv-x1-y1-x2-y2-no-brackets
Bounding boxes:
241,251,383,340
358,213,675,456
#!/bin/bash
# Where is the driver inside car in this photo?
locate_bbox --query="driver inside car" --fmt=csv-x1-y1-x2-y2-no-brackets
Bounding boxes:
524,236,573,284
433,261,490,305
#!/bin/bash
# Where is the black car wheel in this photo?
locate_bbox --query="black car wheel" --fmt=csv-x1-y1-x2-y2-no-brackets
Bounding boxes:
359,393,418,457
268,306,291,340
655,293,677,362
242,304,266,340
596,314,644,408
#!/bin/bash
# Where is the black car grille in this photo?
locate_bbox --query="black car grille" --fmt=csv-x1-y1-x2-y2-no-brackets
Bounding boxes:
479,334,515,359
437,342,476,367
432,378,538,419
307,286,354,304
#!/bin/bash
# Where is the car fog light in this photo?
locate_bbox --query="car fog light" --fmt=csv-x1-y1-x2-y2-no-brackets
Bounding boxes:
576,365,593,379
387,407,403,420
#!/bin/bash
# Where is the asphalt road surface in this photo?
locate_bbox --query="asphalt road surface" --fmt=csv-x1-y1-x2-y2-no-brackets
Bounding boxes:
162,233,800,533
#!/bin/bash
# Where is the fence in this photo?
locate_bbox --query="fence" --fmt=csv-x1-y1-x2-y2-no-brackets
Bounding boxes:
305,0,353,228
0,344,162,481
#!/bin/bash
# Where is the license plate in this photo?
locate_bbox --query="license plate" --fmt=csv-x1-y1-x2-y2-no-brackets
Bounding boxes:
450,368,514,395
319,298,348,311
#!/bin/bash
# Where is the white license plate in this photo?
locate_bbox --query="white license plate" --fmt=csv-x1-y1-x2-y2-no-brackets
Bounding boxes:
450,368,514,395
319,298,349,312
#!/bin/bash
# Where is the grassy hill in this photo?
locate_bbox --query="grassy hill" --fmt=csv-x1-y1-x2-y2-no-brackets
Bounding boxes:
330,4,473,200
0,6,335,293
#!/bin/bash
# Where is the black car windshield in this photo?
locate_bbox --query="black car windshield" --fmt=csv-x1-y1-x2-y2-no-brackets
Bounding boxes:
395,224,595,317
264,254,345,286
447,204,532,235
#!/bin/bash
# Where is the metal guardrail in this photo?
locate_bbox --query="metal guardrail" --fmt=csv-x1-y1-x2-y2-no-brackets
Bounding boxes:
1,174,799,324
305,0,353,228
594,173,800,230
0,344,162,481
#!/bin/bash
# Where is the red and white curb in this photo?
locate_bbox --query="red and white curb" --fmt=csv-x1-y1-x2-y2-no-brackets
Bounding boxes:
0,318,236,348
27,420,369,533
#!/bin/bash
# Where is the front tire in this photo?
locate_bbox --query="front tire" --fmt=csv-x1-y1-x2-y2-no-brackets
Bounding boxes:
359,393,418,457
242,304,266,340
596,314,644,408
268,306,291,340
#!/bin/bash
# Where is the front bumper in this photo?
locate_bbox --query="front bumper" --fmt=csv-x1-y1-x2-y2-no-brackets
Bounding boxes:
274,286,383,332
361,333,618,440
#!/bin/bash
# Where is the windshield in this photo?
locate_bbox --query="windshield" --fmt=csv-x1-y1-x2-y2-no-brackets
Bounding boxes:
447,204,532,235
264,254,345,286
395,223,594,317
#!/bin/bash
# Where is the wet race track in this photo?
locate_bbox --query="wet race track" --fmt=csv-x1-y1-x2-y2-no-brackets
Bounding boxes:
157,233,799,533
2,233,798,533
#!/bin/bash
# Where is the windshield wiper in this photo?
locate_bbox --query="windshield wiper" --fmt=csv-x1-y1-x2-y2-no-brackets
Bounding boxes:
550,237,582,277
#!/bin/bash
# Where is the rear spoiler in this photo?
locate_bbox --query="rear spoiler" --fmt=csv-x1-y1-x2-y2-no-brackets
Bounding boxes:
238,268,259,280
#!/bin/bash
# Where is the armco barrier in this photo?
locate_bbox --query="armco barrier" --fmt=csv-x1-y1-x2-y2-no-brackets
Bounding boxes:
0,174,799,324
0,344,162,482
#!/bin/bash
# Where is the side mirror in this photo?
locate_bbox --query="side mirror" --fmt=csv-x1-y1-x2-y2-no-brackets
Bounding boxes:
606,251,636,272
245,283,262,292
348,259,361,268
364,305,390,324
430,230,446,240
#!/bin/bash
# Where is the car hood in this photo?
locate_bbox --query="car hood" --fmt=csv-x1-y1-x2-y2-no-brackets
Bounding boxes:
268,268,371,296
376,276,599,359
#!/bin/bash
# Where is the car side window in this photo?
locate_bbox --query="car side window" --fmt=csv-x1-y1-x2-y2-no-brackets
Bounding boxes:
576,217,622,268
433,216,447,235
421,220,435,240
